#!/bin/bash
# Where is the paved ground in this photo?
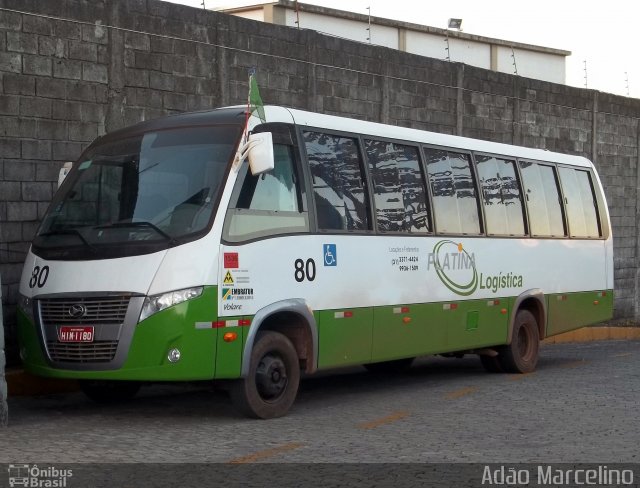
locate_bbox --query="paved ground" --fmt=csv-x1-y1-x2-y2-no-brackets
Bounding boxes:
0,340,638,465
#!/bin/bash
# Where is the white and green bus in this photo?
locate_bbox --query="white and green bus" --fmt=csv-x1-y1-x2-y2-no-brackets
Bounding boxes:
18,106,613,418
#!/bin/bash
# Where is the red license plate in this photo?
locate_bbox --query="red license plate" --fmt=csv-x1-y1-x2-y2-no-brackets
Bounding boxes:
58,326,94,343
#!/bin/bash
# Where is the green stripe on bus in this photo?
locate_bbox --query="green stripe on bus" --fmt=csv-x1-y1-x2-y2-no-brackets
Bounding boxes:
18,287,613,381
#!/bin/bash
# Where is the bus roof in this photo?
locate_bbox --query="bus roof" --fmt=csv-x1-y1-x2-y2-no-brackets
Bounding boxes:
97,104,592,169
96,107,247,145
254,105,593,169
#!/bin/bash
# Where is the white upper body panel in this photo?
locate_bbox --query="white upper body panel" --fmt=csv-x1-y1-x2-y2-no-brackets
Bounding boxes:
21,106,610,305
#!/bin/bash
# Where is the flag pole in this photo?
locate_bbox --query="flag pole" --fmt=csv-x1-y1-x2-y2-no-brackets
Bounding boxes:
244,68,256,143
234,68,257,169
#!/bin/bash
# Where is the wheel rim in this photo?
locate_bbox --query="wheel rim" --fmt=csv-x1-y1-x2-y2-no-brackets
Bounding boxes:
517,324,534,362
255,353,288,402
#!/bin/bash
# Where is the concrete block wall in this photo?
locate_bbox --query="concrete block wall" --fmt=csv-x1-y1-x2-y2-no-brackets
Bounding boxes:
1,0,640,364
1,271,7,426
595,94,640,320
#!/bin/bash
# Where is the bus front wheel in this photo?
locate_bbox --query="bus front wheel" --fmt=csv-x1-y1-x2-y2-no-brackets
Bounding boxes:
499,309,539,374
230,331,300,419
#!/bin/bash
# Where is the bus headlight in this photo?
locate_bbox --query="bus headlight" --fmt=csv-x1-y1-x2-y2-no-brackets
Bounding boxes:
139,286,203,323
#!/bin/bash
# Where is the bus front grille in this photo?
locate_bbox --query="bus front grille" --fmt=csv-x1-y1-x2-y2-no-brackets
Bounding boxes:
39,296,130,325
47,341,119,363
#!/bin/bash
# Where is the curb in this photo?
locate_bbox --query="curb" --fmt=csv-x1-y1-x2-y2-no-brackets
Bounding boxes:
7,327,640,397
541,326,640,344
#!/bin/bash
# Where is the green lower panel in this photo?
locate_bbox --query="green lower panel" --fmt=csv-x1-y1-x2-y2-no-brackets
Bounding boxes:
318,307,373,368
214,316,244,378
445,297,509,351
121,292,217,380
19,285,614,381
547,289,614,337
20,287,219,381
371,303,447,361
370,298,508,363
17,309,48,370
321,297,510,368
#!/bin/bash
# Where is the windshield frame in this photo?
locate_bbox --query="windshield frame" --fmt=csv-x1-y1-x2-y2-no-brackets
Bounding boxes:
32,122,243,261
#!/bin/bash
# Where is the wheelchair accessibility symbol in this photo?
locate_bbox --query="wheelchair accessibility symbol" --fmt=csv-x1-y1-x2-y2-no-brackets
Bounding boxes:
323,244,337,266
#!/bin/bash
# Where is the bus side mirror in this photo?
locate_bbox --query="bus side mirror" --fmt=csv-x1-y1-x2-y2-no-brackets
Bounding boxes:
238,132,275,175
58,162,73,188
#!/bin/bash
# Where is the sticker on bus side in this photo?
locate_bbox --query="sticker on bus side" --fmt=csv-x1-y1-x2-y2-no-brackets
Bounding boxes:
323,244,337,266
220,260,254,314
223,270,234,285
224,252,239,268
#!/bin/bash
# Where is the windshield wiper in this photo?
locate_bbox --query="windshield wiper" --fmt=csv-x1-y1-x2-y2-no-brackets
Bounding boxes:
95,221,177,244
39,228,97,252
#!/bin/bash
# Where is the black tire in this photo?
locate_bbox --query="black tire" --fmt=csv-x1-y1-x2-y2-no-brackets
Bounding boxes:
364,358,414,374
479,354,504,373
79,380,141,404
498,309,540,373
230,331,300,419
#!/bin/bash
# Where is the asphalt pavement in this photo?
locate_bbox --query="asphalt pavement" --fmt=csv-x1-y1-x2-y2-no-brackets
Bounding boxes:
1,340,638,465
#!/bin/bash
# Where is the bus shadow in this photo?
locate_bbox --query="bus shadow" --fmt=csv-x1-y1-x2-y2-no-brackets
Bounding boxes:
7,383,238,424
295,352,573,408
7,356,489,423
296,355,487,403
7,353,576,423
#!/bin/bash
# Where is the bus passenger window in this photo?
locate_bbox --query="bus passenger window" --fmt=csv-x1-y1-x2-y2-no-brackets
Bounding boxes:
520,162,566,237
424,148,481,234
365,140,430,233
558,167,601,238
476,155,525,236
303,131,370,232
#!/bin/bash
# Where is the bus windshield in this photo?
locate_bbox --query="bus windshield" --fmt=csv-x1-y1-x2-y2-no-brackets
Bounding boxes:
33,125,240,260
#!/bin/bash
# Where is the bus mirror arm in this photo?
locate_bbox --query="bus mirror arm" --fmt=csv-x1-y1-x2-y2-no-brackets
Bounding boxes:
236,132,275,176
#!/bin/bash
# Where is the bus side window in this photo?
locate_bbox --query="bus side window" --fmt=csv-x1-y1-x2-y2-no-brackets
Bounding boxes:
222,144,309,242
520,162,566,237
364,139,431,233
424,147,481,234
558,167,601,238
476,155,526,236
303,131,370,232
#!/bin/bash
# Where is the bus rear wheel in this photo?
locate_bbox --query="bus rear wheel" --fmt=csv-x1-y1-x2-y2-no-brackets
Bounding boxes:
230,331,300,419
498,309,539,374
79,380,141,404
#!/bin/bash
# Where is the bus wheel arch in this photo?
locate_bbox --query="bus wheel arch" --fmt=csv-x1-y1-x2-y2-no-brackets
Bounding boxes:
241,299,318,378
508,290,546,344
